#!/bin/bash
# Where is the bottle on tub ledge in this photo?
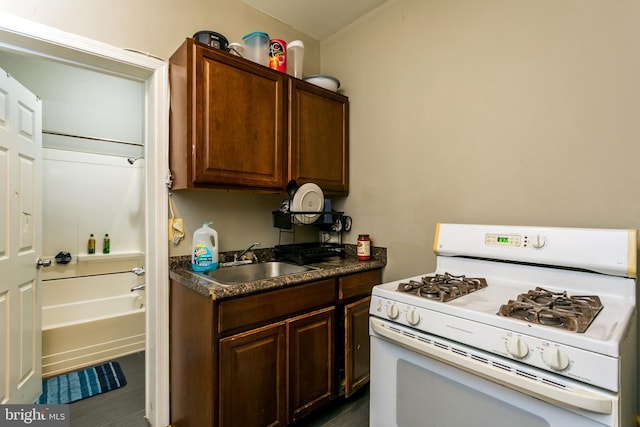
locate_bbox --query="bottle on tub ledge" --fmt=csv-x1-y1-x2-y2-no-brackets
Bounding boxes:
87,233,96,254
192,222,219,272
103,233,110,254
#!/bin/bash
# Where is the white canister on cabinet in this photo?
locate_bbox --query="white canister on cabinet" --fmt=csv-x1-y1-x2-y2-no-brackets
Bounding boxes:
287,40,304,78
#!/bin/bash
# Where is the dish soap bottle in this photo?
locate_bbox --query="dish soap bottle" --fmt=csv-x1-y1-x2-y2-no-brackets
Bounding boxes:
192,222,219,272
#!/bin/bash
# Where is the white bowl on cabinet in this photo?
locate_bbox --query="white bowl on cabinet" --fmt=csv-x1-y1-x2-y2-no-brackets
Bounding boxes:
303,74,341,92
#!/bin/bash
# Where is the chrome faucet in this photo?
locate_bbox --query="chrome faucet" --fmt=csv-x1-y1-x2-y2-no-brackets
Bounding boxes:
131,266,146,276
235,242,261,262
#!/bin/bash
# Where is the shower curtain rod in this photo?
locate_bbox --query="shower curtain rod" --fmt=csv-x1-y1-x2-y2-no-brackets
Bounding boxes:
43,130,142,147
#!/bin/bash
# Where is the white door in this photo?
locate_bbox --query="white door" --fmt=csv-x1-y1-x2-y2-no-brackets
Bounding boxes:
0,68,43,404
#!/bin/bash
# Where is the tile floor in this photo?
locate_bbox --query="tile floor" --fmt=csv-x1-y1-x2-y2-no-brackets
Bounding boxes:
69,352,369,426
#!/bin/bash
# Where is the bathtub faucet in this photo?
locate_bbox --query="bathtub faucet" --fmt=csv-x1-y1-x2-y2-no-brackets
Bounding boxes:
131,266,146,276
131,284,146,291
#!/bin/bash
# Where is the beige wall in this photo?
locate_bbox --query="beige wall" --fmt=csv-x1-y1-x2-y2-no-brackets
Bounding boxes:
0,0,320,65
0,0,321,257
168,191,316,254
3,1,640,280
322,0,640,280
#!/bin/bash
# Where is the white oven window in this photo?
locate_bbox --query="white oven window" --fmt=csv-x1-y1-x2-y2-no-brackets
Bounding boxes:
397,358,551,426
370,326,616,427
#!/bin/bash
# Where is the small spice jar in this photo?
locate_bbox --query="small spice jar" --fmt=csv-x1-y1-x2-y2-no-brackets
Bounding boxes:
357,234,371,261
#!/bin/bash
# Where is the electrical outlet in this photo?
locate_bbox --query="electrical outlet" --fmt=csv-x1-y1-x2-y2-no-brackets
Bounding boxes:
169,218,184,242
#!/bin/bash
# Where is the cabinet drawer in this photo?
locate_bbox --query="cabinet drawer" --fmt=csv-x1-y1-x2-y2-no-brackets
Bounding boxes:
338,269,382,301
218,279,336,334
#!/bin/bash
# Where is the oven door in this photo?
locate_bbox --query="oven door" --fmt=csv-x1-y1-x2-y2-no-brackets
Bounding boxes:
369,318,619,427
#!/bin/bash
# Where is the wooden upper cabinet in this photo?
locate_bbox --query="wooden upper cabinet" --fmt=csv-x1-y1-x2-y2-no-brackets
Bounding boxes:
169,39,285,191
288,79,349,195
169,38,349,195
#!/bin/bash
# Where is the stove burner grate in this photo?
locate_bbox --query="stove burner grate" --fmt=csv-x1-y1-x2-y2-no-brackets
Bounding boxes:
397,272,488,302
497,287,603,333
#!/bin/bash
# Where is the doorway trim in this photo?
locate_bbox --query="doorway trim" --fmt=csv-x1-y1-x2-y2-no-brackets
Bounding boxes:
0,12,170,427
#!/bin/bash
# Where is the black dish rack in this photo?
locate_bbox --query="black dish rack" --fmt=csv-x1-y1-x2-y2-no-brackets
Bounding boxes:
272,210,344,230
272,195,347,261
274,242,345,265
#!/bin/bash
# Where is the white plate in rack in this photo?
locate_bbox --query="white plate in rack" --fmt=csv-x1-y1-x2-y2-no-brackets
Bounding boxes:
292,183,324,224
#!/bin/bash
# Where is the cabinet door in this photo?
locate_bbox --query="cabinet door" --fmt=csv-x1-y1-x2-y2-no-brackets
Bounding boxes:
288,306,335,422
194,42,286,190
219,322,286,427
344,296,371,398
288,79,348,195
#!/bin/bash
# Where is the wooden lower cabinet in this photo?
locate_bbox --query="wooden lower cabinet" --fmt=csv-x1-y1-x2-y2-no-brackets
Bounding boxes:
219,322,286,427
338,269,382,397
344,296,371,397
218,307,334,426
288,307,335,422
170,268,382,427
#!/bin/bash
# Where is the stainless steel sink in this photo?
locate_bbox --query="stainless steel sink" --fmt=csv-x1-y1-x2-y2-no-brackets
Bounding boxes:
191,261,316,285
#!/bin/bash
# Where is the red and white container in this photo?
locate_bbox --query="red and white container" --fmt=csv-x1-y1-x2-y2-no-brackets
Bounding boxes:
268,39,286,72
357,234,371,261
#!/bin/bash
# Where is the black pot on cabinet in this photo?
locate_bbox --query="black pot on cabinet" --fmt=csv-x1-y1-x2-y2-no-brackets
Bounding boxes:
193,31,228,50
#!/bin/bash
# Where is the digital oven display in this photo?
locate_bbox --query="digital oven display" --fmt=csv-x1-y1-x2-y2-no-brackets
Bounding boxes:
485,233,522,247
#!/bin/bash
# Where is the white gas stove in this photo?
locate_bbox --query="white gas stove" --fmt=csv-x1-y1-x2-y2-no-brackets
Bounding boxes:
369,224,637,427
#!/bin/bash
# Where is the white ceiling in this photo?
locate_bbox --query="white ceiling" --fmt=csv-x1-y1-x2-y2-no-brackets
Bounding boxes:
239,0,387,40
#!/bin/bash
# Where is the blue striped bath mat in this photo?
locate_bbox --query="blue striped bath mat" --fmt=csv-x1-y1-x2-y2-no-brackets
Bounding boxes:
36,361,127,404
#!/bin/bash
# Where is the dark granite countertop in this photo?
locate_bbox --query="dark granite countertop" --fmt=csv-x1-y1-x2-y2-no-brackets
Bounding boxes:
169,245,386,300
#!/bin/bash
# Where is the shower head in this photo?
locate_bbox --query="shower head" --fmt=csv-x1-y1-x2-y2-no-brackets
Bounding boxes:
127,157,144,165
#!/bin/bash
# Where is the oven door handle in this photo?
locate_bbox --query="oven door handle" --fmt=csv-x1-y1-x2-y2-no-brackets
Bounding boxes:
370,318,613,415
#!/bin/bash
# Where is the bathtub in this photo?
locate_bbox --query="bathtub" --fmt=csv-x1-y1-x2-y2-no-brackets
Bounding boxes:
41,274,146,378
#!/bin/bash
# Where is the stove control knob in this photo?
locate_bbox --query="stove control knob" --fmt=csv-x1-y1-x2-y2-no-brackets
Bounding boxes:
530,235,547,249
505,336,529,359
543,348,570,371
386,304,399,320
406,309,420,326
